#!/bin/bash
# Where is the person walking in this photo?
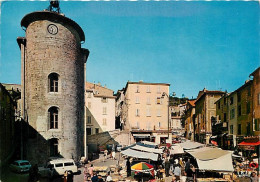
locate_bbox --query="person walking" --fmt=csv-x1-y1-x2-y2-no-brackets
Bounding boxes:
88,164,94,178
184,159,190,174
169,156,175,174
83,165,89,182
165,158,171,177
106,172,113,182
173,164,181,181
126,158,131,177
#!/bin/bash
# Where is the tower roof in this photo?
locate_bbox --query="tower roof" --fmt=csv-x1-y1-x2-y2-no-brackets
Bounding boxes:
21,11,85,42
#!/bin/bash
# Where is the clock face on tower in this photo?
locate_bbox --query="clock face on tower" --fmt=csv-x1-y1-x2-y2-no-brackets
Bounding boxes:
47,24,58,35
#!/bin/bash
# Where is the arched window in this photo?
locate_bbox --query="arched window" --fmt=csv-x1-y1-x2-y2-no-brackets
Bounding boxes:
49,138,59,157
48,107,58,129
48,73,59,92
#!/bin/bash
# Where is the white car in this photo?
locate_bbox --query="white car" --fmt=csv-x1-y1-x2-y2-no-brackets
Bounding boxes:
9,160,32,173
46,158,78,176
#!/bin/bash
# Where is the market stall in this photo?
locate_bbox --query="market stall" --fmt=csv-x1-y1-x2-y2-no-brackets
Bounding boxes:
121,148,159,161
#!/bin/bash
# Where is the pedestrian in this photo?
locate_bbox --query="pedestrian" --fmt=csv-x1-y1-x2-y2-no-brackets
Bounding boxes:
185,168,193,182
165,158,171,177
97,175,104,182
104,150,108,159
126,158,131,177
67,170,74,182
173,164,181,181
185,159,190,174
112,150,116,160
169,156,175,174
106,172,113,182
88,164,94,178
83,165,89,182
250,172,258,182
91,172,98,182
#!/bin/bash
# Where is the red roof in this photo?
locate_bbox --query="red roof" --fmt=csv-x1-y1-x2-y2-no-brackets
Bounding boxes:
238,141,260,146
188,100,196,107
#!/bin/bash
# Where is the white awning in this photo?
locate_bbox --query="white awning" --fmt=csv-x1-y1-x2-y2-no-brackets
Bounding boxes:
179,141,205,150
140,141,159,146
187,147,234,172
131,145,163,154
170,145,185,154
121,148,158,161
132,134,150,138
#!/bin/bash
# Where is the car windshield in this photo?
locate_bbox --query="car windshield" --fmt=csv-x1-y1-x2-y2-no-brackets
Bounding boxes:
64,162,74,166
20,162,30,166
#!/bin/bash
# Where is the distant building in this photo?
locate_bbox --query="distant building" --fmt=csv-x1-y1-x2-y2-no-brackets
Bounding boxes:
115,89,125,130
169,104,186,131
0,83,16,168
194,89,225,144
121,81,171,144
85,82,116,135
250,67,260,136
184,100,196,141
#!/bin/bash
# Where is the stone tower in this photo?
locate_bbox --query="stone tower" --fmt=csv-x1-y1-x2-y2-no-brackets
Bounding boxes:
17,2,89,164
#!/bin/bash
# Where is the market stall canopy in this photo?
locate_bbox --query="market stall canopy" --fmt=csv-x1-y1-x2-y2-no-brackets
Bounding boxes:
121,148,158,161
238,141,260,146
140,141,159,146
179,141,205,150
131,145,163,154
170,145,185,154
133,134,150,138
187,147,234,172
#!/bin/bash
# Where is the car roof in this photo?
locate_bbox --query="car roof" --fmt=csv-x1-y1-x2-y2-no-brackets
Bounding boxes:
49,158,74,163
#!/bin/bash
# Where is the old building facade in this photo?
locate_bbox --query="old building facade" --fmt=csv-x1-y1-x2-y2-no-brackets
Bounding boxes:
17,8,89,163
85,82,116,135
0,84,16,168
250,67,260,136
194,89,225,144
169,104,186,131
184,100,196,141
122,81,171,144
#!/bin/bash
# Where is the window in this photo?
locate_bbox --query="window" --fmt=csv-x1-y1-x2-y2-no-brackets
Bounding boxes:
230,125,233,134
48,73,59,92
158,122,161,128
64,162,74,166
55,163,63,167
147,122,151,130
238,124,242,135
103,118,107,126
49,138,58,157
230,109,235,120
87,116,91,124
230,97,234,105
237,93,241,102
136,85,139,93
210,100,214,108
157,109,161,117
136,109,140,117
247,102,250,114
146,108,151,117
224,98,227,105
86,128,91,135
238,105,241,116
248,87,251,96
87,92,91,98
88,102,91,109
95,128,99,134
102,97,107,103
157,97,161,104
147,86,151,93
224,113,227,122
246,123,251,135
103,107,107,115
136,97,140,104
48,107,58,129
147,97,151,105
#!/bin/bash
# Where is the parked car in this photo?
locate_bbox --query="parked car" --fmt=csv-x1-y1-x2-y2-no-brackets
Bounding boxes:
9,160,32,173
46,158,79,176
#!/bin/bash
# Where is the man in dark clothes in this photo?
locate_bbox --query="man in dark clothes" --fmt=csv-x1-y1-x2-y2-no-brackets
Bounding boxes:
185,168,194,182
165,158,171,177
126,158,131,177
169,156,175,173
185,158,190,173
97,175,104,182
91,172,98,182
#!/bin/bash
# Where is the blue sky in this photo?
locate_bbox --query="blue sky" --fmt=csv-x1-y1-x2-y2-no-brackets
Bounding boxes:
0,1,259,98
